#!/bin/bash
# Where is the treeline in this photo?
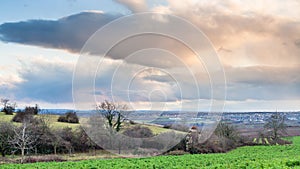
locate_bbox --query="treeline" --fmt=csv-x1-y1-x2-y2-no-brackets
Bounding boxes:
0,118,101,163
1,98,79,124
0,99,290,163
0,99,96,163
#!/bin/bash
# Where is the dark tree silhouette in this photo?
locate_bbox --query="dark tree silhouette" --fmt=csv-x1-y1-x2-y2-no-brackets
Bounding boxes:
96,100,127,132
1,98,16,115
0,122,14,157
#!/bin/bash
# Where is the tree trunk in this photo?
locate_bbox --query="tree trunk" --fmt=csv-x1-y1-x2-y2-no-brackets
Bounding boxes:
21,148,25,163
69,148,72,156
1,149,5,157
54,145,57,155
118,140,121,154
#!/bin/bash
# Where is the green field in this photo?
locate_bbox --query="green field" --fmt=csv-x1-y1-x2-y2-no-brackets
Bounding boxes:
2,137,300,168
0,112,80,129
0,113,169,134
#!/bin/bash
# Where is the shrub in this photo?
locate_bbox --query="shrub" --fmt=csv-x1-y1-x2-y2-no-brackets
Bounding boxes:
129,120,136,125
2,106,14,115
123,125,154,138
1,99,16,115
163,124,171,129
12,110,34,123
24,104,40,115
57,112,79,123
11,105,40,122
163,124,189,132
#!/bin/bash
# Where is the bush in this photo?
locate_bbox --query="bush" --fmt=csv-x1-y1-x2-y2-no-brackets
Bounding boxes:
24,104,40,115
123,125,154,138
11,105,40,122
163,124,171,129
12,110,34,123
57,112,79,123
57,116,68,123
129,120,136,125
2,106,14,115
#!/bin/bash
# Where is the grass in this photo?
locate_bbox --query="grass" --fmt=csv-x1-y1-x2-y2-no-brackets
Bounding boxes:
38,114,80,129
0,112,171,134
141,124,170,134
1,111,300,168
2,136,300,168
0,112,80,129
0,112,14,122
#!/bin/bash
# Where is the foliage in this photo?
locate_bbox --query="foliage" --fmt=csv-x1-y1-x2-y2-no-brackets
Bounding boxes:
2,136,300,168
1,98,16,115
2,106,15,115
12,110,34,123
24,104,40,115
0,122,14,157
11,105,40,123
57,112,79,123
123,125,154,138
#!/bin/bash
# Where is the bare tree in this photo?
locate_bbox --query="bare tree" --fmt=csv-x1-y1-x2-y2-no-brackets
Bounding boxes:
264,112,287,141
50,129,69,155
10,121,37,163
214,122,239,141
1,98,9,108
96,100,127,132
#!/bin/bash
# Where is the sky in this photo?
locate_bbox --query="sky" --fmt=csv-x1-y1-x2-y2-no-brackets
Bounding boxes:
0,0,300,112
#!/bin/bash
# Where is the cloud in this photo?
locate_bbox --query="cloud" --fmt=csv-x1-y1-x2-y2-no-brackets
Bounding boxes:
1,1,300,109
0,57,74,103
163,0,300,68
225,65,300,100
295,39,300,48
0,12,120,53
113,0,148,13
5,56,298,107
1,3,299,68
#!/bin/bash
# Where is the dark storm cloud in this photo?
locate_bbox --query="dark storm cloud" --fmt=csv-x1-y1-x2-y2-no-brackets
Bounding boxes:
0,12,120,52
